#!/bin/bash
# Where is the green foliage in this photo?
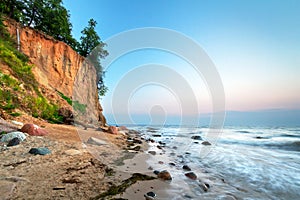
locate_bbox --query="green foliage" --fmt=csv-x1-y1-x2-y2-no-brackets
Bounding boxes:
56,90,72,105
73,100,87,114
9,112,21,117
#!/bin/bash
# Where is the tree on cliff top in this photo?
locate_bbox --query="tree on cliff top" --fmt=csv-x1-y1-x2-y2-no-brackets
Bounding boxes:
79,19,108,96
0,0,78,50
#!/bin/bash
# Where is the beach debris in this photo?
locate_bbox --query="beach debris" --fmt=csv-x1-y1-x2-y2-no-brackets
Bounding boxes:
185,172,197,180
29,147,51,155
148,151,156,155
202,141,211,146
108,126,118,134
157,170,172,181
183,165,191,171
7,137,20,147
87,137,108,146
21,124,48,136
144,191,156,200
191,135,202,140
0,131,26,142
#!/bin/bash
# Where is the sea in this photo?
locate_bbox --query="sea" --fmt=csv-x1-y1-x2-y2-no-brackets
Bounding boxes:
127,125,300,200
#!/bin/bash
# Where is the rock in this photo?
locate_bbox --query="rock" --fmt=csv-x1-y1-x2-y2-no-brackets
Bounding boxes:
199,181,209,192
29,147,51,155
11,120,24,127
153,170,160,175
7,137,20,147
152,134,161,137
148,166,153,170
157,145,163,150
87,137,107,146
118,126,128,131
21,124,48,136
202,141,211,146
144,191,156,200
133,138,143,144
64,149,81,156
1,132,26,143
255,136,264,139
131,146,141,151
169,162,176,166
185,172,197,180
157,170,172,181
58,107,74,125
148,151,156,155
158,161,164,164
191,135,202,140
108,126,118,134
183,165,191,171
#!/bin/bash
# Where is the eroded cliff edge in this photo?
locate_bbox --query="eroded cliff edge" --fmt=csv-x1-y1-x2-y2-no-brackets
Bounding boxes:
4,19,106,126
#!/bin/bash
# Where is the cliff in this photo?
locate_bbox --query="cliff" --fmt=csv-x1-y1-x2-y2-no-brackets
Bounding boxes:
3,18,106,126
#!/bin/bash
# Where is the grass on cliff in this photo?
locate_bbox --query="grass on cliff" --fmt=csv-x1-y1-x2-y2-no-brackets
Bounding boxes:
0,38,63,123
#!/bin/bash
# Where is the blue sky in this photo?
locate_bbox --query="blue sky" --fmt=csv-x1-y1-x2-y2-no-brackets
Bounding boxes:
64,0,300,125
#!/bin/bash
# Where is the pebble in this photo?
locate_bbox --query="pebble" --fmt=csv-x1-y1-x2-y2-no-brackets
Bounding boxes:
185,172,197,180
87,137,107,146
191,135,202,140
183,165,191,171
148,151,156,155
202,141,212,146
153,170,160,175
64,149,81,156
29,147,51,155
157,170,172,181
144,191,156,200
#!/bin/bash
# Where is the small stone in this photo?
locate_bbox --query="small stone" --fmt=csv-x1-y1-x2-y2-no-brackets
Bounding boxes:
157,170,172,181
131,146,141,151
7,138,20,147
29,147,51,155
191,135,202,140
157,145,163,150
185,172,197,180
202,141,211,146
152,134,161,137
144,191,156,200
183,165,191,171
87,137,107,146
0,132,26,142
169,162,176,166
64,149,81,156
133,138,143,144
153,170,160,175
199,181,209,192
148,151,156,155
148,166,153,170
158,161,164,164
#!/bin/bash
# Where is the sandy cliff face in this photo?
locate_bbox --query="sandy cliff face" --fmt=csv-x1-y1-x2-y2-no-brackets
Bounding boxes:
4,19,106,126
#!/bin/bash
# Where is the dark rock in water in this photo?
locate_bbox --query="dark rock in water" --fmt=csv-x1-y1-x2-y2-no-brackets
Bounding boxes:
255,136,264,139
158,141,166,145
172,146,178,149
152,134,161,137
153,170,160,175
158,161,164,164
169,162,176,166
7,137,20,147
157,170,172,180
133,138,143,144
198,180,209,192
185,172,197,180
185,152,191,155
183,165,191,171
29,147,51,155
194,141,199,144
131,146,141,151
149,139,155,143
202,141,211,146
170,152,176,156
191,135,202,140
157,145,163,150
148,151,156,155
144,191,156,200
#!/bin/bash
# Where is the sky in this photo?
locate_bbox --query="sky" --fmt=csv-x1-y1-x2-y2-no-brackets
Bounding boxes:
64,0,300,125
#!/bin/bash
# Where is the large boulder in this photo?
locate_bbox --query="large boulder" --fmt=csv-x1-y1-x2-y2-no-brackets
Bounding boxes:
21,124,48,136
107,126,118,135
58,107,74,125
0,132,26,142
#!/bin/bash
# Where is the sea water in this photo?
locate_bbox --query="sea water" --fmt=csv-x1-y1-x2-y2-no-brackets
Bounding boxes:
129,125,300,200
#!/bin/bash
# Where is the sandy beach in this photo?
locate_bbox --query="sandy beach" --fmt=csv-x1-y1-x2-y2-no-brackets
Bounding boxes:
0,116,164,200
